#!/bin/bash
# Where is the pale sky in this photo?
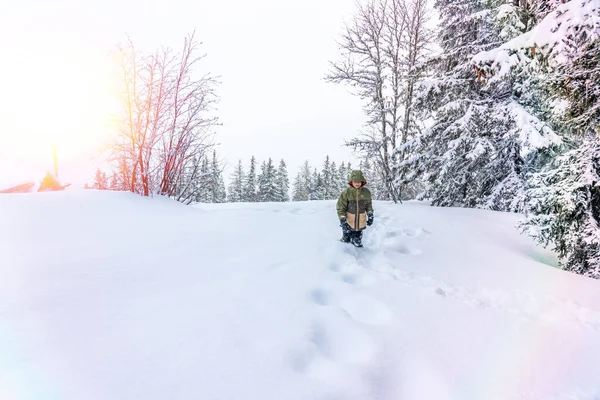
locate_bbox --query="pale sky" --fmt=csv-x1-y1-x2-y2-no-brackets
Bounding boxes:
0,0,366,187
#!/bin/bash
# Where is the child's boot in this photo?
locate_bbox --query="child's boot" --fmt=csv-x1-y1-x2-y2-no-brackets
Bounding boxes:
351,231,363,247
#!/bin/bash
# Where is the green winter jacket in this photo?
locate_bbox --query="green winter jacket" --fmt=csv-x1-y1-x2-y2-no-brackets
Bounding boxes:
336,185,373,231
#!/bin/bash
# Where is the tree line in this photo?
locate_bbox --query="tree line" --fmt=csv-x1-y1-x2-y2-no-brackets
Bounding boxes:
88,155,367,204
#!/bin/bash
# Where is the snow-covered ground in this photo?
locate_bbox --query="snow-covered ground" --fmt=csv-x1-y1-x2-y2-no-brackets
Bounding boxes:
2,190,600,400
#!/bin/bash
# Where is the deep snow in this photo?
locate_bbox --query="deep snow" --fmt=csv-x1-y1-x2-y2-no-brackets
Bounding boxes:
1,190,600,400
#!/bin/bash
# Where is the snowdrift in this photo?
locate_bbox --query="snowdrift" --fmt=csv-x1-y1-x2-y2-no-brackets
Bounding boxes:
1,190,600,400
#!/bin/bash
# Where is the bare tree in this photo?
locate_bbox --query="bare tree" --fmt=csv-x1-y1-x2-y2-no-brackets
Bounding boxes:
326,0,396,199
326,0,432,202
111,31,220,200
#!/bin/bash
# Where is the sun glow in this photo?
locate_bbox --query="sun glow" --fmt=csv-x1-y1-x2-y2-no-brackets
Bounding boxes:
0,31,120,184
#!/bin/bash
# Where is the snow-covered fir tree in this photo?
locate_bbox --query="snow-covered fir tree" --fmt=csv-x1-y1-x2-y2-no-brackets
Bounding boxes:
228,160,245,203
208,151,227,203
297,161,313,201
338,162,349,191
330,161,340,195
321,156,336,200
310,170,326,201
524,134,600,278
257,158,279,202
414,0,562,212
257,160,267,201
292,173,306,202
525,0,599,276
416,0,502,209
473,0,600,277
275,159,290,202
244,156,258,202
195,158,211,203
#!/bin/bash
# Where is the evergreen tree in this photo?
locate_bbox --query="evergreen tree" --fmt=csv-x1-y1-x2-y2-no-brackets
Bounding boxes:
330,161,340,196
195,158,211,203
523,134,600,278
228,160,245,203
257,158,278,202
207,151,226,203
413,0,560,212
416,0,500,209
257,161,267,202
244,156,258,202
275,159,290,202
338,162,348,191
310,170,326,201
473,0,600,276
321,156,335,200
297,161,313,201
216,176,227,203
292,173,305,201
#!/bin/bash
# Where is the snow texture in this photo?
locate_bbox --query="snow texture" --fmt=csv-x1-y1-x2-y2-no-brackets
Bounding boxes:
2,190,600,400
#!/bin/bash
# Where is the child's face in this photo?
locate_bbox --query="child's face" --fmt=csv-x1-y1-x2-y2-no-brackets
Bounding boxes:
351,181,362,188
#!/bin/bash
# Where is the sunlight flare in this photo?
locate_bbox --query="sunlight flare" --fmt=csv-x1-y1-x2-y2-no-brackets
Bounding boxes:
0,32,119,176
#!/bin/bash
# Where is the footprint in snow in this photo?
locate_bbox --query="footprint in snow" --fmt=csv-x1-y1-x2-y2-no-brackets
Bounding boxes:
310,289,332,306
341,274,358,284
328,262,341,273
340,272,378,287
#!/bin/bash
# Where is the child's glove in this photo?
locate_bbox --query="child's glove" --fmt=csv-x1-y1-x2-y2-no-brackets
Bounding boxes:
367,212,374,226
340,216,351,232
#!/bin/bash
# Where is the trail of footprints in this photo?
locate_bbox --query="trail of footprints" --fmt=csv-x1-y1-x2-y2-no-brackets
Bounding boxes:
291,256,393,387
291,224,425,385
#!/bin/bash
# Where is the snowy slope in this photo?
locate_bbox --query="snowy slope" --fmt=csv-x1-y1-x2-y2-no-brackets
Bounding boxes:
1,190,600,400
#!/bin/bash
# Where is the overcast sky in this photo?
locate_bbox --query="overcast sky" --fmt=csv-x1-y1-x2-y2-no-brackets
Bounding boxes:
0,0,368,187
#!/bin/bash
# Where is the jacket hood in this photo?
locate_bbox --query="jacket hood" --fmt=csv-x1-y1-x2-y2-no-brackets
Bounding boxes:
349,170,366,181
348,170,366,186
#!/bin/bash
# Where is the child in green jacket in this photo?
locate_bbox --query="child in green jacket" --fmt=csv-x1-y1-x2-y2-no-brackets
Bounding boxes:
336,170,374,247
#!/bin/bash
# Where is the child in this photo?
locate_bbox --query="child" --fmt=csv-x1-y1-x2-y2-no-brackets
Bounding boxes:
336,170,374,247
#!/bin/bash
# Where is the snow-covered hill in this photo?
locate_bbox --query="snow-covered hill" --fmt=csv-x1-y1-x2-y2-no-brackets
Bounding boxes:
2,190,600,400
